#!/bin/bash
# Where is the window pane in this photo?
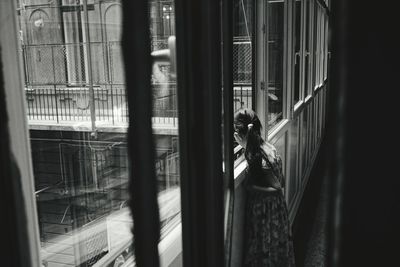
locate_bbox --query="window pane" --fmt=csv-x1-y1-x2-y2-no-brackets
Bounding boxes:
272,132,287,200
319,10,324,85
304,0,311,96
233,0,254,158
312,96,318,151
267,0,284,128
18,1,132,265
301,107,308,180
288,117,299,207
273,133,286,182
313,3,319,89
17,0,181,265
320,11,325,85
293,0,301,104
233,0,253,113
324,15,328,80
149,0,182,241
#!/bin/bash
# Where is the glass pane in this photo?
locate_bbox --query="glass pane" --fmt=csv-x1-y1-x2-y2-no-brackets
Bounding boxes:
17,0,181,265
267,0,284,128
149,0,182,242
17,1,132,265
304,0,311,96
308,101,313,163
308,98,315,158
319,10,324,85
313,3,319,89
272,133,287,198
293,0,301,104
312,97,318,152
301,107,308,180
288,117,299,207
233,0,254,158
233,0,253,113
318,91,323,141
324,16,328,80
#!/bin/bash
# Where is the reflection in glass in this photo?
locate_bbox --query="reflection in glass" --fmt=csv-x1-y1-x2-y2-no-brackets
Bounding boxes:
272,133,286,193
150,0,181,246
17,0,180,266
267,0,284,128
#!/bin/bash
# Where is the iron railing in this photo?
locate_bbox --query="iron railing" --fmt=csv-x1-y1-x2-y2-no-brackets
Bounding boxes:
22,41,252,127
25,83,178,126
25,83,250,124
233,83,252,112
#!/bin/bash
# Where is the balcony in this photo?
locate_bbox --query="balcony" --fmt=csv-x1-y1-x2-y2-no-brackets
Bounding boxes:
25,83,178,134
22,41,252,134
25,83,252,133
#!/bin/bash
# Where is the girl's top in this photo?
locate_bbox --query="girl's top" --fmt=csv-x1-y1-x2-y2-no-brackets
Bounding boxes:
246,142,285,190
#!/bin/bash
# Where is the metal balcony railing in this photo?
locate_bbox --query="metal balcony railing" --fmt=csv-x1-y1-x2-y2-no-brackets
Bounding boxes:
25,83,178,126
22,41,252,128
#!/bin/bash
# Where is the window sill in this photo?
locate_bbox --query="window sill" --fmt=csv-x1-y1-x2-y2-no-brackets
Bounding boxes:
234,157,248,188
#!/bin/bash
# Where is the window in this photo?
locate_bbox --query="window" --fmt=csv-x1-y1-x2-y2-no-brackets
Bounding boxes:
301,105,308,179
293,0,301,104
313,3,319,89
233,0,254,159
324,14,329,81
150,0,181,241
267,0,285,128
304,0,312,97
288,117,299,207
233,0,253,113
319,9,324,86
17,0,181,266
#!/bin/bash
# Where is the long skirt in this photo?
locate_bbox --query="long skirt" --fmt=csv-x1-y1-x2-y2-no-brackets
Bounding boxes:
243,187,296,267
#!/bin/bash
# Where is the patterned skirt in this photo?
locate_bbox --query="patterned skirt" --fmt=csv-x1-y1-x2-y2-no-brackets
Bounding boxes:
243,187,296,267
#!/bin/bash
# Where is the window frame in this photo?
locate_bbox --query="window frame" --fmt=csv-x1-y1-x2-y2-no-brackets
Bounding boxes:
313,2,320,91
1,0,41,265
233,0,257,165
174,0,225,266
319,7,324,87
256,0,289,136
324,13,329,82
305,0,314,98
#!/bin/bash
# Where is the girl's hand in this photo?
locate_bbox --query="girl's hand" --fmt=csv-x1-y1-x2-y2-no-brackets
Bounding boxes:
234,132,246,149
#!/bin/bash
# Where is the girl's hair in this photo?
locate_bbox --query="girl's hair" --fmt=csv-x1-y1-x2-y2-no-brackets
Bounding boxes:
234,108,264,168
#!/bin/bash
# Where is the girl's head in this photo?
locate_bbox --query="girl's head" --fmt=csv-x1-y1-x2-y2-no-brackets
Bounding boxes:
233,108,264,165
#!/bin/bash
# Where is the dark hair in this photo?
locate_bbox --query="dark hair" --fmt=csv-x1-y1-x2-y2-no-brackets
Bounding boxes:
233,108,264,168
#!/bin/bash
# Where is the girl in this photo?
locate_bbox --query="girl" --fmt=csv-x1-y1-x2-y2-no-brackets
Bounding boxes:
234,108,295,267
